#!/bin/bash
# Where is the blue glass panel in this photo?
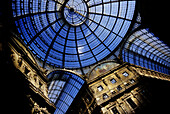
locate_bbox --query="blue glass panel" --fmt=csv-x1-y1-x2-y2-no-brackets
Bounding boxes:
126,1,136,19
55,108,64,114
55,100,63,109
88,22,98,32
95,5,102,13
69,87,79,98
40,0,47,12
65,47,77,55
35,37,48,52
47,13,56,23
46,27,56,38
18,19,31,42
47,56,62,66
32,0,39,13
94,26,105,37
108,36,122,51
66,39,76,48
40,14,49,28
92,44,105,55
81,57,96,67
96,49,110,61
49,49,63,60
68,31,76,40
129,57,134,64
13,0,136,68
104,3,110,14
77,39,87,47
104,33,115,46
113,19,124,34
51,22,60,33
33,15,44,31
48,1,55,11
106,17,116,30
79,52,93,60
119,20,131,37
111,2,119,16
65,54,78,62
24,0,29,14
99,29,110,41
65,61,80,68
119,1,127,18
25,17,36,37
86,34,97,44
92,14,102,24
76,32,84,40
100,16,109,27
78,45,90,54
30,42,46,58
12,3,16,16
55,36,65,46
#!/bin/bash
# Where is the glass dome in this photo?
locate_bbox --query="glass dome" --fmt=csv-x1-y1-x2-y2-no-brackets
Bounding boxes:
12,0,136,68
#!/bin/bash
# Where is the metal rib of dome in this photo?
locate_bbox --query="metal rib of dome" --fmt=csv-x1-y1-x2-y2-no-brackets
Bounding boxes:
12,0,136,68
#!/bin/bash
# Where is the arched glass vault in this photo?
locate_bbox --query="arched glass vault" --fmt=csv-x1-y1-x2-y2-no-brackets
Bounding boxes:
47,70,84,114
12,0,136,69
122,28,170,74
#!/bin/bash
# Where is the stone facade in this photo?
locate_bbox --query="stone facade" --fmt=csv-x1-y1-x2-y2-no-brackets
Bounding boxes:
8,36,56,113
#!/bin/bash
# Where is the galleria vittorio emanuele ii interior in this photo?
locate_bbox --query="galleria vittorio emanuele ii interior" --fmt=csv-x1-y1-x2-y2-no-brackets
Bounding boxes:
0,0,170,113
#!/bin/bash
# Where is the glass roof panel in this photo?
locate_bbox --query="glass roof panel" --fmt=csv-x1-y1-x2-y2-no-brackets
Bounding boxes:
122,28,170,74
47,71,84,113
12,0,136,68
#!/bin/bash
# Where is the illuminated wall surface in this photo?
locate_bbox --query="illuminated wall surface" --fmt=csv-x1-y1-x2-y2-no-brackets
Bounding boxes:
122,29,170,74
12,0,136,68
47,71,84,114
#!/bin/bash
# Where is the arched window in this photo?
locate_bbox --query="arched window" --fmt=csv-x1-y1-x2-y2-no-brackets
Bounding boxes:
47,70,84,114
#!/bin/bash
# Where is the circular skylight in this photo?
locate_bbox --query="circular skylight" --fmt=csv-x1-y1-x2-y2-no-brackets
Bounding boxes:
12,0,136,68
63,0,88,26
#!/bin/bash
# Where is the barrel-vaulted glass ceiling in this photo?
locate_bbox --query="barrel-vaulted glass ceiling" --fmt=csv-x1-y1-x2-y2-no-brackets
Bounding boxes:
47,70,84,114
12,0,136,69
122,29,170,74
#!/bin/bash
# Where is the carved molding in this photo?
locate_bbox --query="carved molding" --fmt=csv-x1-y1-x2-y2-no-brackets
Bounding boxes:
10,47,48,98
32,102,50,114
130,65,170,81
